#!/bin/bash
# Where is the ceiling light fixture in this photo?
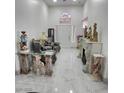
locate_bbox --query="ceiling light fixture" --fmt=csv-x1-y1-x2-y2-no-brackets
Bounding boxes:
53,0,57,3
54,88,58,92
69,90,73,93
73,0,77,2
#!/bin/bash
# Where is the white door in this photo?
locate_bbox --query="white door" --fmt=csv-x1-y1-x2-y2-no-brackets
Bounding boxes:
56,25,73,48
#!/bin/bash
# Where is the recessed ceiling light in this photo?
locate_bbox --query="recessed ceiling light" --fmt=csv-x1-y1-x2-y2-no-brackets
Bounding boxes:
53,0,57,3
54,88,58,92
69,90,73,93
73,0,77,2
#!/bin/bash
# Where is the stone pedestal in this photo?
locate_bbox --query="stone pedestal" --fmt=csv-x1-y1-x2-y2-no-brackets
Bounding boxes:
45,50,56,64
15,54,20,75
91,54,104,81
32,55,45,75
45,56,53,76
18,50,30,74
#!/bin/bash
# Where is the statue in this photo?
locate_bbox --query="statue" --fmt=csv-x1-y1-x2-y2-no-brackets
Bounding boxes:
40,32,47,45
87,26,92,40
84,26,88,38
20,31,28,50
92,23,98,42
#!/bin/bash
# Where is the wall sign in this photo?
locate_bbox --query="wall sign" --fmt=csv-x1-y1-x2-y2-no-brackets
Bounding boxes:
59,11,71,24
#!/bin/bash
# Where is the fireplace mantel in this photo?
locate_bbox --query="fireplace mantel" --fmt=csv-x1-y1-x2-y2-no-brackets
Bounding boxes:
80,38,103,73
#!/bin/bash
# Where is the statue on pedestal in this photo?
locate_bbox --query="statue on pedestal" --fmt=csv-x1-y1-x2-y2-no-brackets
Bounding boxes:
20,31,28,50
40,32,47,45
84,26,88,38
92,23,98,42
87,26,92,40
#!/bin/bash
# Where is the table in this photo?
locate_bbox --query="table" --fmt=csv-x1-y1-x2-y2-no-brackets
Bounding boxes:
31,50,56,76
31,50,56,64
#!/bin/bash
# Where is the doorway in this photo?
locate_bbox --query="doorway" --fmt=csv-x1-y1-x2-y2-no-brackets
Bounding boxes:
55,25,75,48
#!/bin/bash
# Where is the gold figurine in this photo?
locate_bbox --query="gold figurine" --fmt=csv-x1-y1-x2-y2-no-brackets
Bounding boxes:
84,26,88,38
87,26,92,40
92,23,98,42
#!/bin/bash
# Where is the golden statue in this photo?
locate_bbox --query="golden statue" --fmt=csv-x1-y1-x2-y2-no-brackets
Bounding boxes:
84,26,88,38
87,26,92,40
92,23,98,42
40,32,47,45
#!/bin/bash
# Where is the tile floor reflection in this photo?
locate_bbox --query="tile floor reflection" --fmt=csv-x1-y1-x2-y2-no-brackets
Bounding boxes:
15,48,108,93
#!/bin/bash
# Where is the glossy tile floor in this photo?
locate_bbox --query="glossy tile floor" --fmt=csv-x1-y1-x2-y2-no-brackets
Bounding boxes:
15,48,108,93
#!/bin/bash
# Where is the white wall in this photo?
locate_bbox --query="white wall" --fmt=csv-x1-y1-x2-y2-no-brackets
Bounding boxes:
82,0,88,19
48,6,83,37
15,0,48,47
82,0,108,82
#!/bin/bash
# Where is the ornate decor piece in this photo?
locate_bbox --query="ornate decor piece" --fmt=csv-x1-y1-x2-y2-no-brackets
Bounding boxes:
84,26,88,38
40,32,47,45
20,31,28,50
87,26,92,40
60,11,71,24
92,23,98,42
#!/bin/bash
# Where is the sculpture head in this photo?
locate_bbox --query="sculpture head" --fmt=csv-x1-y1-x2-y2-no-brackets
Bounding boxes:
21,31,26,35
94,22,97,26
94,23,97,29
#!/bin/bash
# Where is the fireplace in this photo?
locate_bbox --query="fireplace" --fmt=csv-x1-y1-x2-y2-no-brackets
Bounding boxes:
80,38,103,73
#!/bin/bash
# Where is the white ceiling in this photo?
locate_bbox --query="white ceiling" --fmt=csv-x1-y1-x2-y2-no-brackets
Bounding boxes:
43,0,86,6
